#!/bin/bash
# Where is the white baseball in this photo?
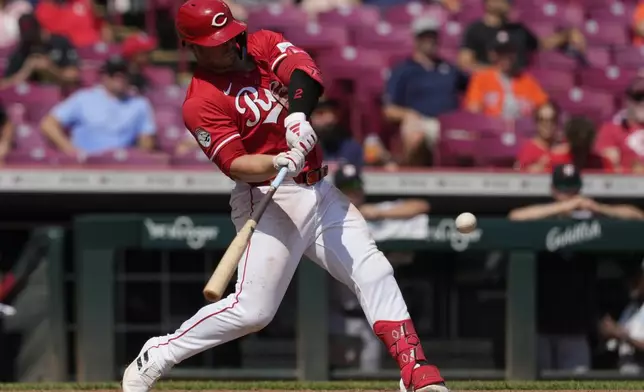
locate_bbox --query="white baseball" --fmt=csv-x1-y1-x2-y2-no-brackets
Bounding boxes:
455,212,477,234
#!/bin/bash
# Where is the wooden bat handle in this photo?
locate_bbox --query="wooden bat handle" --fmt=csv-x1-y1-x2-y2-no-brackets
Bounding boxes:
203,168,288,302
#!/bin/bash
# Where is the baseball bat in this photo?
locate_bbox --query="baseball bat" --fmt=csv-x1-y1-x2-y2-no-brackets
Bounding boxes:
203,167,289,302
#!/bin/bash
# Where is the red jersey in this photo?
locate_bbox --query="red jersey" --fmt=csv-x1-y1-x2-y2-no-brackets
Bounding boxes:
515,139,551,171
516,139,606,171
182,30,324,179
596,117,644,171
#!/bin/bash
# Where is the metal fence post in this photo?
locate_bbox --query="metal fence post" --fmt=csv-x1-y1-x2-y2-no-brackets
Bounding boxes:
45,227,68,381
506,251,537,380
297,259,329,381
74,215,141,381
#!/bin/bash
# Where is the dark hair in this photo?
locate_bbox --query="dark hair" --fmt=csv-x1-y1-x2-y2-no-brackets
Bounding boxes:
564,116,596,169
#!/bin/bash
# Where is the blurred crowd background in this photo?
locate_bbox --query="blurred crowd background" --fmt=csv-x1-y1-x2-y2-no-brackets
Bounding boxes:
4,0,644,382
2,0,644,171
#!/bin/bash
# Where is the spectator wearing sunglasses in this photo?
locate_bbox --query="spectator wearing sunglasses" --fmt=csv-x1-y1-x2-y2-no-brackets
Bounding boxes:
515,102,561,172
596,77,644,172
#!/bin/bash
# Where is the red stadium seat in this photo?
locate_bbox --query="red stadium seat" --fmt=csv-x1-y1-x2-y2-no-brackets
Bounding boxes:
551,87,615,124
533,51,577,72
585,47,612,68
171,149,212,166
587,1,634,25
440,21,465,49
144,66,175,87
582,20,628,47
353,22,412,51
529,68,575,94
316,5,381,30
475,130,523,168
76,42,122,67
283,23,350,53
85,149,170,166
383,2,447,26
4,148,80,165
246,5,308,33
579,66,637,96
614,46,644,69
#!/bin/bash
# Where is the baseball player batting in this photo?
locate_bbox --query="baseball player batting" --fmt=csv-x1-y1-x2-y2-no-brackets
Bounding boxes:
122,1,448,391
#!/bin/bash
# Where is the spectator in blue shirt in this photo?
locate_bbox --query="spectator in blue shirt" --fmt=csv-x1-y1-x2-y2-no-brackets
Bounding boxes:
40,56,156,157
311,97,363,169
383,16,468,166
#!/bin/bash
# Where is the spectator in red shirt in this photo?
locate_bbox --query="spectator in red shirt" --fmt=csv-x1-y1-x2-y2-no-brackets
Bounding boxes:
596,77,644,172
550,116,606,170
515,102,560,172
35,0,111,48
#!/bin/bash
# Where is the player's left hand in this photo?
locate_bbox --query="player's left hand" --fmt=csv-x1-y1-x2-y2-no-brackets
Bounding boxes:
285,112,318,155
273,148,305,177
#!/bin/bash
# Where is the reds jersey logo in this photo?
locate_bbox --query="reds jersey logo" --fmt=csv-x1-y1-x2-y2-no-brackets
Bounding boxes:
234,86,284,127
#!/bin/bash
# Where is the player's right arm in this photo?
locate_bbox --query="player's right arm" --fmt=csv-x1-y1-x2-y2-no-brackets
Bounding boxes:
183,97,303,182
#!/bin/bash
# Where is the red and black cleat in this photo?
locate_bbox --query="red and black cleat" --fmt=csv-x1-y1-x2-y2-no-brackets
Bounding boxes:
373,320,449,392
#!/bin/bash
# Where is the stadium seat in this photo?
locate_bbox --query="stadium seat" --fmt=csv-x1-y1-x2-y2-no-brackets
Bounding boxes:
0,84,61,122
440,21,465,49
144,66,176,87
316,5,381,30
523,21,557,40
551,87,615,124
156,111,187,153
4,148,80,165
353,22,412,51
582,20,628,47
533,51,577,72
453,3,485,24
145,85,187,108
434,111,511,167
587,1,634,25
12,123,49,151
529,68,575,95
585,47,611,68
85,149,171,166
247,4,308,33
317,46,388,83
5,103,27,124
514,1,584,28
171,150,212,166
614,46,644,69
283,23,350,53
76,42,122,67
579,66,637,96
382,2,447,26
474,131,522,168
246,4,308,33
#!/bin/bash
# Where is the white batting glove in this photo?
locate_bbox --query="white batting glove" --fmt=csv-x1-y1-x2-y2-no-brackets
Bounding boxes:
272,148,305,177
285,112,318,155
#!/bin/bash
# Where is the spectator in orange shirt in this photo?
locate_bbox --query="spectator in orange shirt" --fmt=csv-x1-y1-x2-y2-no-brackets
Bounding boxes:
596,77,644,172
633,1,644,46
464,30,548,120
35,0,111,48
515,102,560,172
122,32,158,93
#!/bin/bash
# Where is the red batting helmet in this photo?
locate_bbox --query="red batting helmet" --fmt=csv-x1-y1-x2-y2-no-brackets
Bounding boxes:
175,0,247,47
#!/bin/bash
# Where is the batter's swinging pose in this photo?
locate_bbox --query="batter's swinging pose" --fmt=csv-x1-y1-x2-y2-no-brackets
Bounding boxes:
122,1,448,391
